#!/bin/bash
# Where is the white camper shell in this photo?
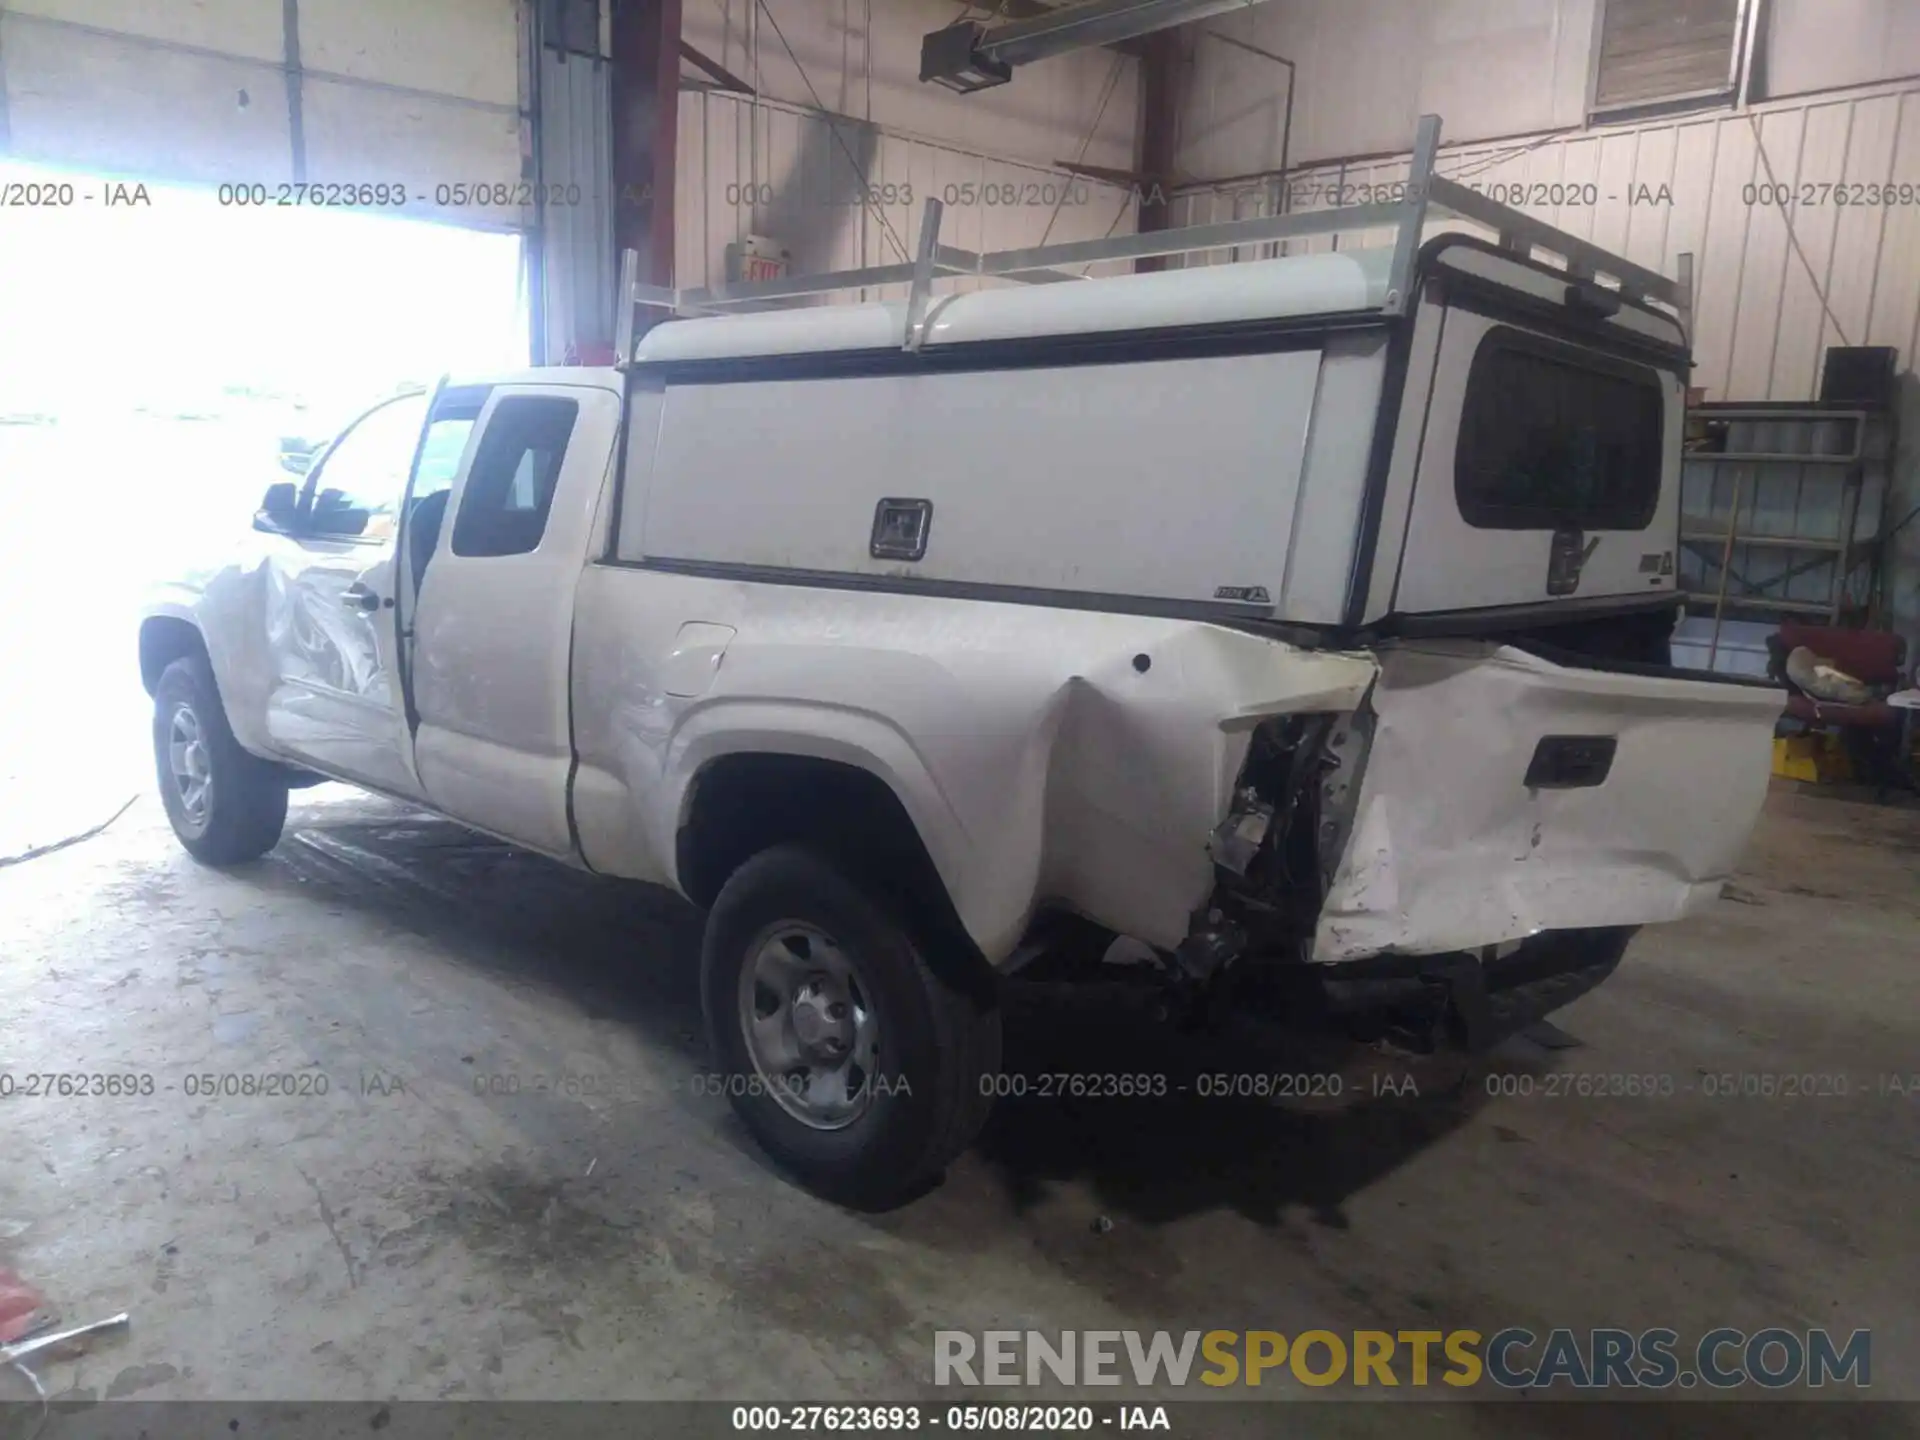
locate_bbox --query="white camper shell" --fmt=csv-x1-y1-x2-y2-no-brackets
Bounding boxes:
620,114,1697,637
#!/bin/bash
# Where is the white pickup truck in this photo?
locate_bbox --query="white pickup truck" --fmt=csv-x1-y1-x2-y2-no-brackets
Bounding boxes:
140,120,1782,1205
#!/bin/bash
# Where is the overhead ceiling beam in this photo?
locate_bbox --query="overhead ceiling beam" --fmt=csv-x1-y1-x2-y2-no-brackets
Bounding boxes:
980,1,1153,55
678,39,754,95
923,0,1275,91
1054,159,1158,187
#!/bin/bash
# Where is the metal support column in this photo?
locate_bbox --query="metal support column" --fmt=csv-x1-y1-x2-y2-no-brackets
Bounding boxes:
1134,29,1180,273
611,0,682,300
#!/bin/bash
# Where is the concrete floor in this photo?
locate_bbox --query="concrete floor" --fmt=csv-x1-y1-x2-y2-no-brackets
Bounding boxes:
2,780,1917,1433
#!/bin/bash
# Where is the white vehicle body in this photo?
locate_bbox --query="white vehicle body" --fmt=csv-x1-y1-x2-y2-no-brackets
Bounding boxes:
139,123,1783,1199
143,236,1778,960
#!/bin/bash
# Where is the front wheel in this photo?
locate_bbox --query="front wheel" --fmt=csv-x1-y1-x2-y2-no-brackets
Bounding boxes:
700,844,1001,1208
153,655,288,865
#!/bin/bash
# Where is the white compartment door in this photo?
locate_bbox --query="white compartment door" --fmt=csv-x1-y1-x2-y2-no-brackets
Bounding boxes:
640,349,1324,611
1388,307,1685,619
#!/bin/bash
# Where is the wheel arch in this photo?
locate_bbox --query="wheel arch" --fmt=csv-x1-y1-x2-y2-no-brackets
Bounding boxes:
139,613,210,695
140,611,317,785
674,749,997,1002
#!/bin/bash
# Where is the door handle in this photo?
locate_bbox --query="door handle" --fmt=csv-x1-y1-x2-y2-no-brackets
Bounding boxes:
342,583,383,613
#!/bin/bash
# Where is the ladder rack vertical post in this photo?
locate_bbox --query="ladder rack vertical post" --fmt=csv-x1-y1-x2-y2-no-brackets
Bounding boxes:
1674,252,1695,347
903,196,946,352
614,246,642,366
1706,467,1744,672
1385,114,1442,316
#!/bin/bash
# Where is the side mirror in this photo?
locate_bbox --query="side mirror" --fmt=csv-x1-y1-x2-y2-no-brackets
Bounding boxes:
255,481,299,534
307,487,371,538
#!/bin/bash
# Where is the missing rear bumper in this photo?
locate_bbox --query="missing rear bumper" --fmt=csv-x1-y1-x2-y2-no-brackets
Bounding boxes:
1314,926,1634,1053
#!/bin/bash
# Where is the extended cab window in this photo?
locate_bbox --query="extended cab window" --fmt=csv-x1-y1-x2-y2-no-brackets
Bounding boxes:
450,397,580,558
1455,330,1663,531
404,388,489,582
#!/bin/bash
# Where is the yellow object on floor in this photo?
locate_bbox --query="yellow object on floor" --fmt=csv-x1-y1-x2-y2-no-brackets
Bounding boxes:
1772,733,1854,783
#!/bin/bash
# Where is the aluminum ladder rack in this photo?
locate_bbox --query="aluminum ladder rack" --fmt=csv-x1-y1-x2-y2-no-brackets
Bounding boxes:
616,113,1693,361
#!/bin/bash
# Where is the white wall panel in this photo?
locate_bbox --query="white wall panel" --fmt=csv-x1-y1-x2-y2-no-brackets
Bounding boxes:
1766,0,1920,102
1178,0,1594,174
670,0,1142,303
1868,100,1920,360
0,0,527,229
298,0,520,105
682,0,1138,176
1177,0,1920,181
303,76,523,226
5,0,284,60
0,14,293,182
674,89,1134,299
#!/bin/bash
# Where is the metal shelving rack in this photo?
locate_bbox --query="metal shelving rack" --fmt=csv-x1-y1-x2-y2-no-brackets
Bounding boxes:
612,112,1693,358
1678,402,1895,631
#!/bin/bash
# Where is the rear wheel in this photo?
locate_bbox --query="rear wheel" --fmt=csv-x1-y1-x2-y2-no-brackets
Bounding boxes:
153,655,288,865
700,844,1000,1208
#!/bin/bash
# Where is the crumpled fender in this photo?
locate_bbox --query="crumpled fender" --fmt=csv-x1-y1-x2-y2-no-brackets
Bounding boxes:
1030,624,1377,954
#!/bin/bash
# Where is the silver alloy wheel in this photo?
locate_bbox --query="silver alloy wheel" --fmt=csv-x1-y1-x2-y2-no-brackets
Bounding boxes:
737,922,881,1130
167,702,212,828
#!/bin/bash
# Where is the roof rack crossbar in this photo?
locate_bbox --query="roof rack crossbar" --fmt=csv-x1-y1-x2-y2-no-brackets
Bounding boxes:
1423,174,1679,309
616,113,1689,361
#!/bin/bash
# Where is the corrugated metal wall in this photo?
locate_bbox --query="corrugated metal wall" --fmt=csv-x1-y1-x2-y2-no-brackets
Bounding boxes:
675,89,1137,300
0,0,529,229
1171,79,1920,405
1170,78,1920,634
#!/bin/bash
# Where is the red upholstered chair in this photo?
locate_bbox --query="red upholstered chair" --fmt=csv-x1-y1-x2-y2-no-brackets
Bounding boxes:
1766,622,1916,795
1771,623,1909,730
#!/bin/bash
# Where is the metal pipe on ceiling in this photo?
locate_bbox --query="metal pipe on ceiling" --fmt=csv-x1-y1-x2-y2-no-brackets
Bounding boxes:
982,0,1274,65
922,0,1276,92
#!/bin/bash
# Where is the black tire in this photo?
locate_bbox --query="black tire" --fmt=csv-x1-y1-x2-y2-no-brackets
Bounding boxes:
700,844,1001,1208
153,654,288,865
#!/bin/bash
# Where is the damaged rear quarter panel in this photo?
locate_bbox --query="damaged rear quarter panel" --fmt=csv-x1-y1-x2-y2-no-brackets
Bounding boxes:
1033,623,1379,953
568,569,1378,962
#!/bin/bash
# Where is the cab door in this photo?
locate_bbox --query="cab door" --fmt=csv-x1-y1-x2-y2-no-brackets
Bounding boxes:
399,380,622,859
263,390,430,796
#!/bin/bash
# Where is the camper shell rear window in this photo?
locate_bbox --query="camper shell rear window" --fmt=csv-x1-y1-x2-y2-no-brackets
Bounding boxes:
1455,327,1664,531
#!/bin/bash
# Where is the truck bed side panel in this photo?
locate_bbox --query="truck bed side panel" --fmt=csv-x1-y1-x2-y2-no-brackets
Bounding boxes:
566,565,1379,961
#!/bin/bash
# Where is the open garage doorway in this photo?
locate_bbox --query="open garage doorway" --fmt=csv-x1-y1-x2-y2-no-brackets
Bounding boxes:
0,161,528,861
